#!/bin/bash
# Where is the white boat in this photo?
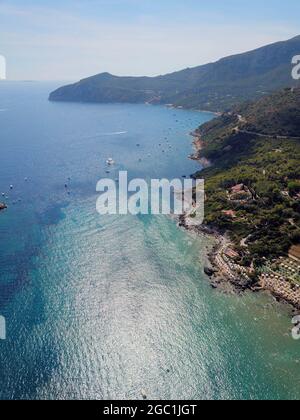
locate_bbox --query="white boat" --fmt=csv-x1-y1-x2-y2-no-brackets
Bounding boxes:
106,158,115,166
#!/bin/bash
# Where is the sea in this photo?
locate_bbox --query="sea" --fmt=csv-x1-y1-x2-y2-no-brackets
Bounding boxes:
0,81,300,400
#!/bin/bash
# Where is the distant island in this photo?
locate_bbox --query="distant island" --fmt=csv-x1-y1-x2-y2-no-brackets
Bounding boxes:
49,35,300,112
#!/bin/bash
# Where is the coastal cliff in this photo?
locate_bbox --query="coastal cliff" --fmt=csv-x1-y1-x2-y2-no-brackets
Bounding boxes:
184,87,300,309
49,36,300,112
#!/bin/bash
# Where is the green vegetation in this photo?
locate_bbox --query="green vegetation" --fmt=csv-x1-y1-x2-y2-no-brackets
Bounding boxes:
48,34,300,273
49,36,300,112
194,88,300,267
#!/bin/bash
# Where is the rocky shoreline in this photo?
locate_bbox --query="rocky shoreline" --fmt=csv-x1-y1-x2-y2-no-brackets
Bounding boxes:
189,131,211,168
178,214,250,293
179,213,300,314
180,132,300,313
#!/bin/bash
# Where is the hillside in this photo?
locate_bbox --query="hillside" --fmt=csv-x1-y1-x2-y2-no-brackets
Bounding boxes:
193,87,300,267
237,87,300,137
49,36,300,111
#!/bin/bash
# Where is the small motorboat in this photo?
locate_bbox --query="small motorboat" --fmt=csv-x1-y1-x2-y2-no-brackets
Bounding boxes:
106,158,115,166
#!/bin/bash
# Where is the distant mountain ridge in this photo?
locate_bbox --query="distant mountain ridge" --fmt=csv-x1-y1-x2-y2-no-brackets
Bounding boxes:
49,36,300,112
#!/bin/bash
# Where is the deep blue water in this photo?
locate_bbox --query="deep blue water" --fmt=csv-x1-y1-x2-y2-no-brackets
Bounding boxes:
0,82,300,400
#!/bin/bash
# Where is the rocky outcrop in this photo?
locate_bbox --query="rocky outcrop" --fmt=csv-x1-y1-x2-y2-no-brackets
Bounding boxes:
0,203,7,211
49,36,300,112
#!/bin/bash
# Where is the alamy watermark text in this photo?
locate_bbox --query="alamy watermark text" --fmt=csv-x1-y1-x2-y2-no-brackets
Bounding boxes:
96,171,204,225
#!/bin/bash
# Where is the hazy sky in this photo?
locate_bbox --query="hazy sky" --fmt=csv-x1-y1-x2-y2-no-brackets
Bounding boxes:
0,0,299,81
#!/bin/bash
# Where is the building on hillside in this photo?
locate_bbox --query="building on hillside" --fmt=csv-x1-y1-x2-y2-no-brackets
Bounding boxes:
222,210,237,218
224,248,239,259
231,184,245,194
228,184,252,202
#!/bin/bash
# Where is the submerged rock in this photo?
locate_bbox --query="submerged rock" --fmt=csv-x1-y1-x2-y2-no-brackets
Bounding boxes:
0,203,7,211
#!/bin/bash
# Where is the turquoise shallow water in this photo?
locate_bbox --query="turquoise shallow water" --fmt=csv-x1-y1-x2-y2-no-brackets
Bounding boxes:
0,82,300,400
